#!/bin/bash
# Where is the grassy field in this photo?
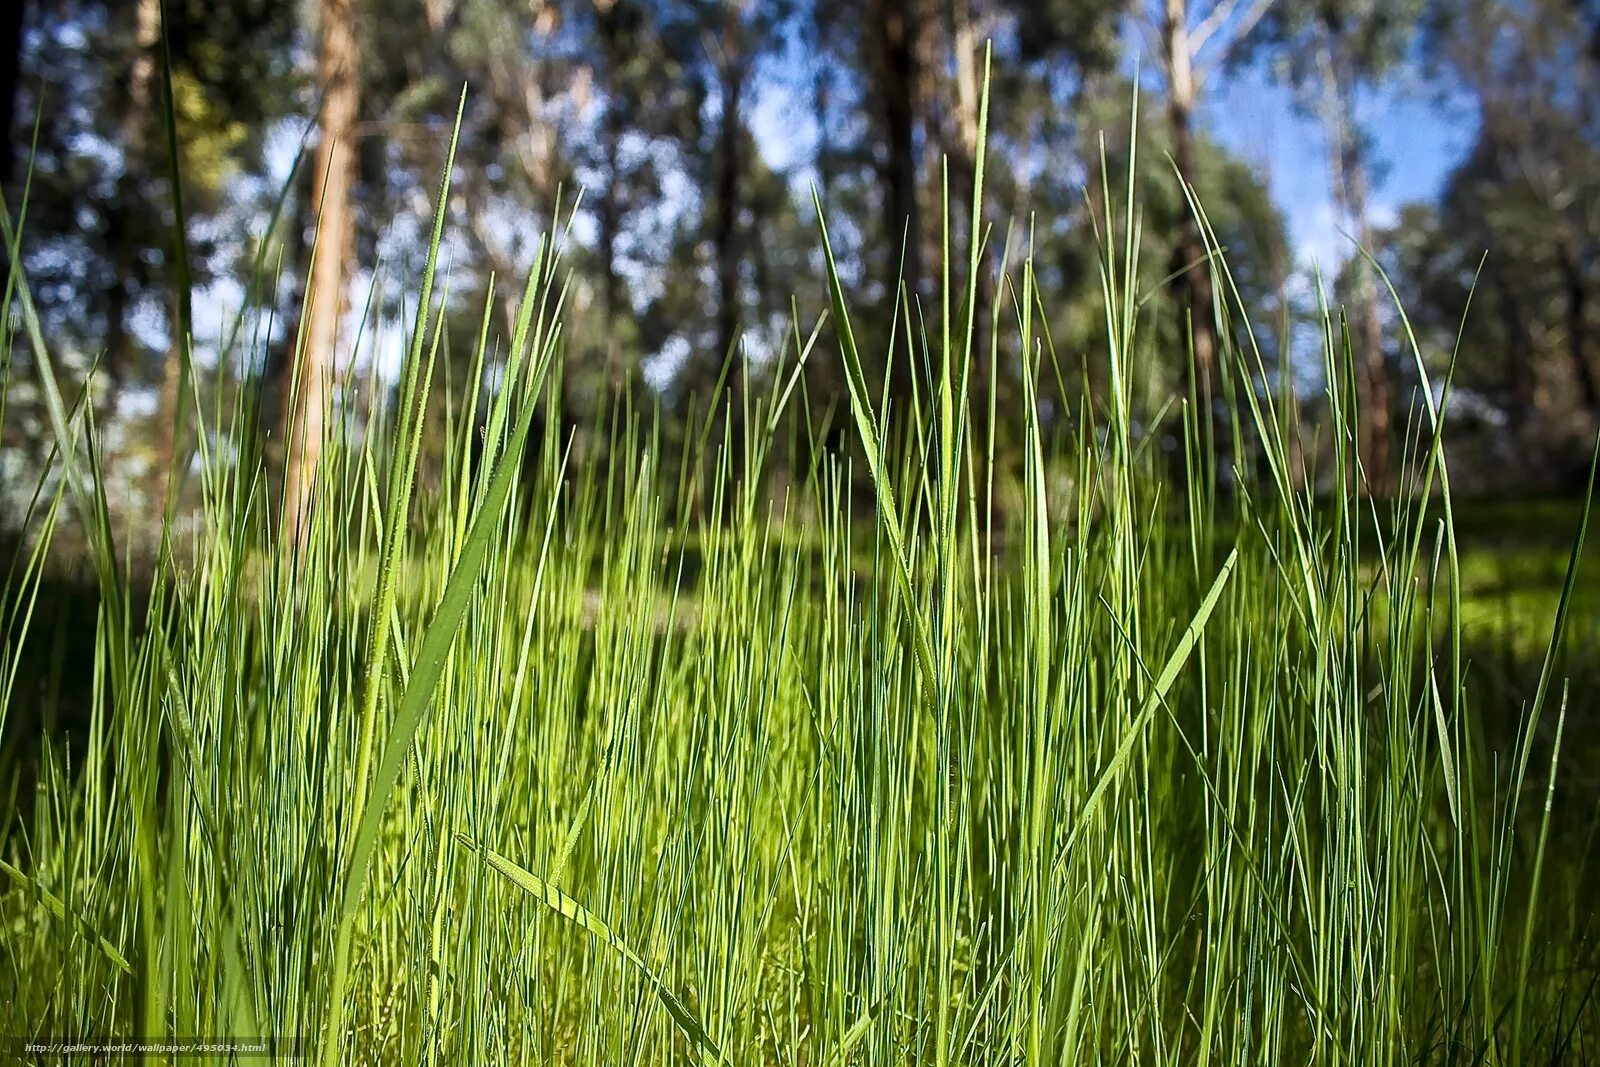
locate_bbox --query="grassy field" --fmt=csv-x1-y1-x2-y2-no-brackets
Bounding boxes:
3,150,1600,1066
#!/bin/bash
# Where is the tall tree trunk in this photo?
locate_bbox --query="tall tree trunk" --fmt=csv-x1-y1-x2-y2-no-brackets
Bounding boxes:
713,24,744,381
1263,155,1306,492
152,330,185,505
595,1,626,386
285,0,359,542
1162,0,1219,417
104,0,160,407
1559,241,1598,411
873,0,921,411
1320,32,1390,494
812,0,834,204
945,3,995,422
148,0,189,511
713,3,753,488
1344,145,1390,495
0,0,24,190
1496,278,1536,432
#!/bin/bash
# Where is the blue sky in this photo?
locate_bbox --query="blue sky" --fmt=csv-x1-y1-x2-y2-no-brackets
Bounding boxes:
747,38,1481,275
1203,65,1479,270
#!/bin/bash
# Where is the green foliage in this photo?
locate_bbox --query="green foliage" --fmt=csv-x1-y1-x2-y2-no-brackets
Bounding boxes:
1032,83,1290,411
1381,0,1600,488
9,0,294,349
1009,0,1125,70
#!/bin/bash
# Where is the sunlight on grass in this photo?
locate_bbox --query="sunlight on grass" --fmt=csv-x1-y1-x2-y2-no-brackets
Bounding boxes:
2,93,1598,1065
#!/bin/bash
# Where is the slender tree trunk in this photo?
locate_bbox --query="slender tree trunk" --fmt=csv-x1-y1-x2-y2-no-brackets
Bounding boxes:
1320,32,1389,494
1162,0,1219,415
873,0,921,410
152,325,185,508
266,162,315,450
812,0,834,204
712,3,755,492
1559,242,1598,412
713,28,744,379
597,105,623,329
805,0,848,475
1263,160,1306,492
285,0,359,542
945,2,996,425
104,0,160,405
1345,147,1390,494
148,0,189,510
1497,279,1535,431
595,1,626,386
0,0,25,190
938,2,1010,532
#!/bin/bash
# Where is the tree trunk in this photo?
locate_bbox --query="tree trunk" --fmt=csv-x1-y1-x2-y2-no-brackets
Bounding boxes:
595,0,625,385
104,0,160,405
1559,242,1598,412
714,30,744,382
147,0,189,511
873,0,921,411
945,2,996,428
1320,32,1390,494
1162,0,1218,416
152,331,184,508
0,0,25,190
285,0,359,542
1345,150,1390,495
1496,278,1535,433
812,0,834,204
1264,167,1306,492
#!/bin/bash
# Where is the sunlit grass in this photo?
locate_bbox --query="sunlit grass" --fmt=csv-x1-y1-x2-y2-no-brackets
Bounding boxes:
2,85,1599,1064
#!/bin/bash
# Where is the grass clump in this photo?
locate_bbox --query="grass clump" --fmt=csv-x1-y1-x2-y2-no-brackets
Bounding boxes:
2,100,1599,1064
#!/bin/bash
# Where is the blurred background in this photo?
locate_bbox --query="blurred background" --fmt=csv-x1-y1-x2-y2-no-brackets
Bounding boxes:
1,0,1598,530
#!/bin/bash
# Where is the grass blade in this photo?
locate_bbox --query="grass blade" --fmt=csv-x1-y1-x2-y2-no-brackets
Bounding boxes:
456,834,732,1067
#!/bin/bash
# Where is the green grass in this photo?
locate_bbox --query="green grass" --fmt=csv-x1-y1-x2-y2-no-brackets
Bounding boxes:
2,95,1599,1064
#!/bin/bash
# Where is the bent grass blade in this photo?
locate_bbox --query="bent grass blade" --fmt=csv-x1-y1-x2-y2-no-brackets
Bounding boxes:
0,859,133,975
455,833,733,1067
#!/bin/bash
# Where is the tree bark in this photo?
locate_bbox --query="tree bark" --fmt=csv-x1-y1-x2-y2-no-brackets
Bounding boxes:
812,0,834,204
595,1,626,384
1490,279,1534,440
1344,145,1390,495
1162,0,1219,416
0,0,24,190
713,16,744,383
873,0,922,410
1559,241,1598,411
945,2,996,422
285,0,359,542
146,0,188,510
1320,31,1390,494
104,0,160,404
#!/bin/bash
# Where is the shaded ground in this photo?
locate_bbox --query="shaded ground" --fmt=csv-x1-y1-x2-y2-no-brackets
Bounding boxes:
1430,497,1600,702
